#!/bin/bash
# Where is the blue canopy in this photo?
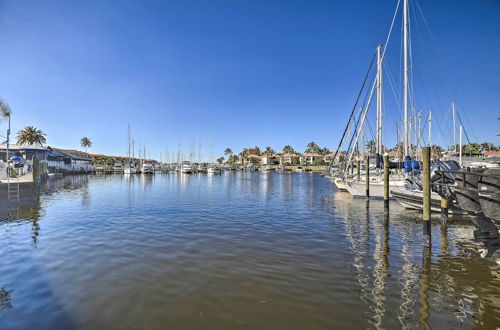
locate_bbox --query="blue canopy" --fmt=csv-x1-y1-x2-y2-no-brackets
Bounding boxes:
10,156,25,162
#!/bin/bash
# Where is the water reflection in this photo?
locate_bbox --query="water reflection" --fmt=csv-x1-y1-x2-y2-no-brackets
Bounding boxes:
0,287,12,312
369,213,389,329
0,173,498,329
331,192,500,329
418,244,431,329
0,175,91,245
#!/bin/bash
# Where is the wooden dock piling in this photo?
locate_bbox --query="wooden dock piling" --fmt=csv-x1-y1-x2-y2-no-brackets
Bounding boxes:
383,154,389,212
438,166,448,222
422,147,431,239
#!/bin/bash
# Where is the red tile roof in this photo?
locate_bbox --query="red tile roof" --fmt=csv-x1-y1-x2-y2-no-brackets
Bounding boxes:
324,152,343,157
483,151,500,156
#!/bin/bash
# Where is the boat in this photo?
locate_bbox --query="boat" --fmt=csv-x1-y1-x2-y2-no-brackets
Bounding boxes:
198,163,208,173
478,168,500,222
207,164,222,174
124,163,137,174
453,167,500,222
245,163,255,171
391,188,465,214
453,167,485,216
123,124,137,174
345,176,406,199
333,177,348,192
113,162,123,173
141,162,154,174
392,160,465,212
329,0,430,199
260,165,275,173
180,161,193,174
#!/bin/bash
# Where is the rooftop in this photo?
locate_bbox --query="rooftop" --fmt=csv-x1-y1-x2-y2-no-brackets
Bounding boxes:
0,143,48,151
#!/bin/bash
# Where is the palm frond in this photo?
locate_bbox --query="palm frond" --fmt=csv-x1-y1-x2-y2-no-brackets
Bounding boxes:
0,100,11,119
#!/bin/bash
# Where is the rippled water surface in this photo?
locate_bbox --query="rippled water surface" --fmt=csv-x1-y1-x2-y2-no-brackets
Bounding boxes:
0,173,498,329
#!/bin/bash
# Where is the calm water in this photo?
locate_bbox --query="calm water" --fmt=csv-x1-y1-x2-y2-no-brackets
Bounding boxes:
0,173,498,329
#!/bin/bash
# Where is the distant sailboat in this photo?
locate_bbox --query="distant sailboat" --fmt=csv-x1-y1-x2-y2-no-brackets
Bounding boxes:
124,124,137,174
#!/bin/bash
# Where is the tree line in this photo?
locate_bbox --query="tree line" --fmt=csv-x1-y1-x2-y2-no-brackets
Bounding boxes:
219,142,332,164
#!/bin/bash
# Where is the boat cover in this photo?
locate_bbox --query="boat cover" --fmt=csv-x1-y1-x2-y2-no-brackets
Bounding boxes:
403,160,460,199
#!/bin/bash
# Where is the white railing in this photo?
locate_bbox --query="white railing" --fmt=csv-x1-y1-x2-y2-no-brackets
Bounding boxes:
46,161,94,172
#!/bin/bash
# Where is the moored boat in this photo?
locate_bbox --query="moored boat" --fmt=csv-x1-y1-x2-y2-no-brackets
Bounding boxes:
141,162,154,174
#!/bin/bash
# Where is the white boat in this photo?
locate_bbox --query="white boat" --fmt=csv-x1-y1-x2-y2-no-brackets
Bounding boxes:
113,162,124,172
260,165,275,173
123,163,136,174
296,166,304,173
333,177,347,192
180,161,193,174
141,162,154,174
207,164,222,174
344,177,405,199
123,124,137,174
391,188,466,214
198,163,208,173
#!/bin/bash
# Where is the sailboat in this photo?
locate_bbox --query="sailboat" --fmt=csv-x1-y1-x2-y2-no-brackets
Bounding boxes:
207,137,221,174
336,0,417,199
140,144,154,174
124,124,137,174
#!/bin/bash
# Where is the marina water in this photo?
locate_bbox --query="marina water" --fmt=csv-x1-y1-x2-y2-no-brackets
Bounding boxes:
0,173,498,329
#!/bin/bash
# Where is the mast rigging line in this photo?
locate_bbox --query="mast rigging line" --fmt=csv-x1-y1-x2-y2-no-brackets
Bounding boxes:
328,52,376,170
415,0,478,143
329,0,401,170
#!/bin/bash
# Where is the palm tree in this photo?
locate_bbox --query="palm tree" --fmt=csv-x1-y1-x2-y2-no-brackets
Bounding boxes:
0,100,12,159
16,126,47,146
228,154,238,165
264,146,275,156
80,137,93,153
366,140,376,154
305,142,320,154
282,145,296,154
224,148,233,157
480,142,497,152
0,100,11,121
319,147,331,155
239,149,249,164
216,157,224,164
431,144,444,160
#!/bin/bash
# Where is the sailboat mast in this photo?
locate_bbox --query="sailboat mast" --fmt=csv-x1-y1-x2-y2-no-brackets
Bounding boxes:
198,138,202,164
127,124,131,162
403,0,409,157
376,44,383,156
428,111,432,146
452,101,456,152
459,125,463,165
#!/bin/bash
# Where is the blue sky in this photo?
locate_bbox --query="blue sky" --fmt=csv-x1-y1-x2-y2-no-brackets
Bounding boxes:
0,0,498,160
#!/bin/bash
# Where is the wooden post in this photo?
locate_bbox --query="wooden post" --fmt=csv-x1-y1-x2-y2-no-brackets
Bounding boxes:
422,146,431,239
383,154,389,212
357,159,361,181
365,155,370,198
33,158,40,182
439,166,448,222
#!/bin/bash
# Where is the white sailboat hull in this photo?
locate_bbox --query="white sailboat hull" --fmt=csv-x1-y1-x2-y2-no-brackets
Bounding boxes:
124,168,137,174
333,177,348,192
345,178,405,199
